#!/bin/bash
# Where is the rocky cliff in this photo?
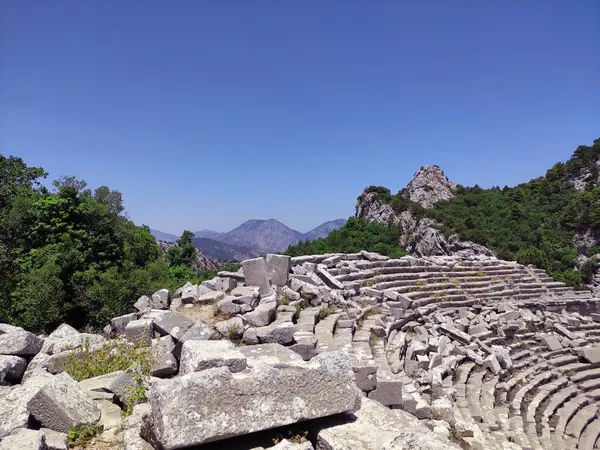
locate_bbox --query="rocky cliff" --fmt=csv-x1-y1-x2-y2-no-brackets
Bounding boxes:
355,192,494,258
404,165,457,208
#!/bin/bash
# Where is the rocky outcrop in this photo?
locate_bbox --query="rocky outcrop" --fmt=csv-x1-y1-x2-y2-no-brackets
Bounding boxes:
404,165,457,208
355,192,493,258
398,210,494,258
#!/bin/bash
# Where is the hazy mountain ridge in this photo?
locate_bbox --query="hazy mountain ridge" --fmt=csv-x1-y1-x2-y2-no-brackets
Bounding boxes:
151,218,347,261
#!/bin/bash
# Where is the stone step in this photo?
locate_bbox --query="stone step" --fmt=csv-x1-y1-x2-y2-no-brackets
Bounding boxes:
466,369,485,423
571,368,600,384
578,416,600,450
553,395,591,444
480,375,499,430
315,313,340,354
564,403,598,442
367,337,403,407
510,370,558,415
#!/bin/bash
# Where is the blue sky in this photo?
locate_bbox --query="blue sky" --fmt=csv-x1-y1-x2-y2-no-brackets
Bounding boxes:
1,1,599,234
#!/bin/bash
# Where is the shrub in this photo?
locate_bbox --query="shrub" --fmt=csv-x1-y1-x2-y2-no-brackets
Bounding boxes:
317,306,337,321
67,424,101,448
63,338,154,382
122,372,148,417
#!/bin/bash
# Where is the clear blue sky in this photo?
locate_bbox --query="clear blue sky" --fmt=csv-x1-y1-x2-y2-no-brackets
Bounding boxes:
1,1,599,234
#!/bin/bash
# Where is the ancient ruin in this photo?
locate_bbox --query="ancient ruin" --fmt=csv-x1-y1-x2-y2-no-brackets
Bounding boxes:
2,250,600,449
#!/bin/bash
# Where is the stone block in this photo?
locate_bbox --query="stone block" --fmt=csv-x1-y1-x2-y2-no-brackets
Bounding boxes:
0,355,27,384
256,322,296,345
26,372,101,433
172,322,217,358
152,311,194,340
150,336,178,378
0,429,47,450
0,330,43,356
143,350,359,449
196,291,225,304
124,319,154,346
179,340,247,375
151,289,169,309
243,302,277,327
577,347,600,364
110,313,139,336
541,334,562,351
134,295,151,313
266,254,291,286
242,257,273,296
40,428,68,450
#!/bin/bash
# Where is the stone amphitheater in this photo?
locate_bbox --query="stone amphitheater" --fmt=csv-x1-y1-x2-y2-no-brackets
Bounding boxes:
2,251,600,450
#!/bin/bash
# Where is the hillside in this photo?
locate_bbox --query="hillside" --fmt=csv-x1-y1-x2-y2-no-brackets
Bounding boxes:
354,138,600,289
191,236,261,261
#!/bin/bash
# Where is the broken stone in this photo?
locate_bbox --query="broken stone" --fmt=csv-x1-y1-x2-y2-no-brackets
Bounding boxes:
0,355,27,384
256,322,295,345
266,254,291,286
242,257,273,296
150,336,178,378
124,318,154,346
179,340,247,375
0,330,43,356
134,295,151,313
152,311,194,340
0,429,47,450
172,322,217,358
26,372,101,433
142,350,359,449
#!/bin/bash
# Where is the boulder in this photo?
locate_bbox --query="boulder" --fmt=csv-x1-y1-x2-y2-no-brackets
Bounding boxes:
266,254,291,286
541,334,562,351
214,316,244,339
47,324,79,340
124,318,154,346
196,291,225,304
150,336,178,378
151,289,169,309
256,322,296,345
40,428,68,450
577,346,600,364
242,257,273,296
134,295,152,313
0,429,47,450
173,322,217,358
315,396,460,450
110,312,139,336
0,355,27,384
179,340,247,375
216,297,242,315
0,330,43,356
143,350,359,449
152,311,194,340
243,302,277,327
26,372,101,433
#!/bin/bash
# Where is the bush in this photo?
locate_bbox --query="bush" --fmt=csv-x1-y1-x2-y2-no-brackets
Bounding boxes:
67,424,101,448
63,338,154,382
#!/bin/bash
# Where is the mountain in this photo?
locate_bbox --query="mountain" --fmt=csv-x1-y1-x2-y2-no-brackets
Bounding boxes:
150,229,179,243
153,218,347,260
194,229,225,240
191,237,261,261
302,219,347,242
215,219,303,254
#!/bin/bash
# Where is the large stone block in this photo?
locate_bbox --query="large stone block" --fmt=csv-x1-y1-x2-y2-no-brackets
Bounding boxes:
0,330,43,356
124,318,154,346
26,372,101,433
179,340,247,375
243,302,277,327
172,322,217,358
242,257,273,296
0,428,47,450
151,289,169,309
266,254,291,286
150,336,178,378
0,355,27,384
315,397,460,450
143,350,359,449
152,311,194,340
256,322,295,345
110,313,139,336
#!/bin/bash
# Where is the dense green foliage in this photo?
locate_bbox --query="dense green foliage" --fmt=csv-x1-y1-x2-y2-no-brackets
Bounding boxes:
366,139,600,289
285,217,408,258
0,155,217,333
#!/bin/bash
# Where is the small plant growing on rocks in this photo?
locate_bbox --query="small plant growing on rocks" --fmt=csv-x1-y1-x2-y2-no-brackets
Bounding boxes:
476,271,486,278
280,296,290,306
364,307,381,318
227,323,243,340
317,306,337,320
123,372,148,417
369,333,380,347
67,424,101,448
63,338,154,382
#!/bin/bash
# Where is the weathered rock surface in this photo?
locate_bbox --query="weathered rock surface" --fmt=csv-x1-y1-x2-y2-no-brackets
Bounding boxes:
404,165,457,208
143,349,359,449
